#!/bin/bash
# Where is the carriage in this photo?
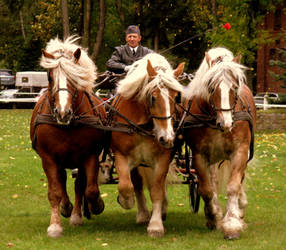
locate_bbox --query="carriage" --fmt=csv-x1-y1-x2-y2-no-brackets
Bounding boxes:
30,36,256,239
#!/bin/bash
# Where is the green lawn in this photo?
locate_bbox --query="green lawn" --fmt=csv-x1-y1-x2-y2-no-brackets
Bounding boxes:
0,109,286,249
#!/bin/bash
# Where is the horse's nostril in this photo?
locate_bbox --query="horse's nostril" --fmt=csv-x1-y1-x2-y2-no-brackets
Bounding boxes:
159,137,165,144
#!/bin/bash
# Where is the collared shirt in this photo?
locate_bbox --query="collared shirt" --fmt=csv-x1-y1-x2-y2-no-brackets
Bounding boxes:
129,46,138,54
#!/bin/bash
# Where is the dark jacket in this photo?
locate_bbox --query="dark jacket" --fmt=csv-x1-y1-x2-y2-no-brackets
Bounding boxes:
106,44,153,73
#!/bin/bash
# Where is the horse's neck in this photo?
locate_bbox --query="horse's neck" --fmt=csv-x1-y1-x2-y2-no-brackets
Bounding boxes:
116,98,149,124
190,96,213,115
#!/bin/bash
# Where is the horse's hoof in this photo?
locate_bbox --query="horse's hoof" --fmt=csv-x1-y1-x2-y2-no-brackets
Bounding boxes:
60,202,73,218
206,221,216,230
69,214,83,226
136,212,150,225
147,229,165,238
90,196,105,215
47,224,63,238
224,231,240,240
117,195,134,209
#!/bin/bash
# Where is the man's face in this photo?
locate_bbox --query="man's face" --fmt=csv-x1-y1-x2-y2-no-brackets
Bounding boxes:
126,33,141,48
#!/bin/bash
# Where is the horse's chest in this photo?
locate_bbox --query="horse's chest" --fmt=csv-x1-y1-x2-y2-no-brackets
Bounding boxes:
127,141,161,168
190,128,234,162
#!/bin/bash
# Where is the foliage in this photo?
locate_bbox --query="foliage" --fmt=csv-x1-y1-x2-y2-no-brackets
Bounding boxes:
0,0,284,80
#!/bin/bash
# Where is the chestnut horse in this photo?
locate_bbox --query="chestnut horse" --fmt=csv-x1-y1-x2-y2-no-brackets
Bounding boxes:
30,36,106,237
110,53,184,237
181,47,256,239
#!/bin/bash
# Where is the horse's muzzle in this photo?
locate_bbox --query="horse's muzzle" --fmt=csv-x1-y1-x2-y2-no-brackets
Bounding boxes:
158,136,174,149
54,107,73,125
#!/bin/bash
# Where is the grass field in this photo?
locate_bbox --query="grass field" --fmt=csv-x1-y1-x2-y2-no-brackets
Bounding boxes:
1,109,286,249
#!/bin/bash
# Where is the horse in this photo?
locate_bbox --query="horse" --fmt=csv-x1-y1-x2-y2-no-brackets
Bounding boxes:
181,47,256,239
30,36,106,238
109,53,184,237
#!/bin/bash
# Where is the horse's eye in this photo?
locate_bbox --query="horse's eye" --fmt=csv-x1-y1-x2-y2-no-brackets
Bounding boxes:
151,96,156,105
148,95,156,107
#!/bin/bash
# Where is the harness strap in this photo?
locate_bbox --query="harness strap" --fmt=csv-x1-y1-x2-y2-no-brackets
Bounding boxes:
105,101,155,138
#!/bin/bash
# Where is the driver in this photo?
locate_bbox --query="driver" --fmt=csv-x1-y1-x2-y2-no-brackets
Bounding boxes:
106,25,153,74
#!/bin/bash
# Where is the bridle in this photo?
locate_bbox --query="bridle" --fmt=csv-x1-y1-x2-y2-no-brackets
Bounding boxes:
146,89,179,121
209,94,238,113
48,85,86,122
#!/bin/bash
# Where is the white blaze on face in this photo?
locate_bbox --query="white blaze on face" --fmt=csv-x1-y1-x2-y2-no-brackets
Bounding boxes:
156,88,174,141
58,73,69,113
220,81,233,129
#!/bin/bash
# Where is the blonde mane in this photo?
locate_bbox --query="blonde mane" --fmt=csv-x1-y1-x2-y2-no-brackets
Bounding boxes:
184,47,237,98
40,36,97,93
116,53,183,101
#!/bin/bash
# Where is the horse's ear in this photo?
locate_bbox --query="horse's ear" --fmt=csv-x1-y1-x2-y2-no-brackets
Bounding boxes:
233,54,242,64
147,59,157,77
205,52,211,68
42,49,54,59
173,62,185,78
74,48,81,63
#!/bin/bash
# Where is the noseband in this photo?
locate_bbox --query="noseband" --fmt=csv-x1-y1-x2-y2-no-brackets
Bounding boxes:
208,81,238,115
210,95,238,113
146,93,176,121
49,87,79,119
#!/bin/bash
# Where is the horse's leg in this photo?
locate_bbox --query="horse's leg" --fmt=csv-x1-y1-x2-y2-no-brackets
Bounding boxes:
84,155,104,215
41,156,64,238
238,175,248,219
161,182,168,221
70,168,85,226
147,153,170,238
59,169,73,218
115,153,135,209
132,167,150,224
193,154,222,230
209,164,223,221
221,148,248,239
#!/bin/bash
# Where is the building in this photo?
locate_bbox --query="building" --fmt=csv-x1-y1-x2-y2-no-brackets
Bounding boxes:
257,3,286,93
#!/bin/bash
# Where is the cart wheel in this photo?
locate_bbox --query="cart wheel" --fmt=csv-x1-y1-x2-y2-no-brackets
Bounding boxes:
189,177,200,213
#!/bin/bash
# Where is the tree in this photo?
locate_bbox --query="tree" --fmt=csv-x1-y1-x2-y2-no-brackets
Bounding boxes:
269,47,286,88
82,0,91,48
61,0,70,39
92,0,106,61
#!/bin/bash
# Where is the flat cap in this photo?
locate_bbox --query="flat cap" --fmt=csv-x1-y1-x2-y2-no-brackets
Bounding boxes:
126,25,140,35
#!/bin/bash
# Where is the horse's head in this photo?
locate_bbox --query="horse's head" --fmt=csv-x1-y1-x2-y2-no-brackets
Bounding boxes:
42,49,80,125
40,36,97,125
206,55,245,132
146,59,184,148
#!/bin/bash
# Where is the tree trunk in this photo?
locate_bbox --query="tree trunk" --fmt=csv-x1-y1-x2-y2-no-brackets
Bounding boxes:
61,0,70,39
82,0,91,48
92,0,106,61
19,10,26,40
115,0,125,31
211,0,217,28
154,28,159,52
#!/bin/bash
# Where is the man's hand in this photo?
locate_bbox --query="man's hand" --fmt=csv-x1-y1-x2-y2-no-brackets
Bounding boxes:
124,65,132,72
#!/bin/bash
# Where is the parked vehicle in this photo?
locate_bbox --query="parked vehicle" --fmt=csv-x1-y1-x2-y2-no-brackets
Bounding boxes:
16,71,48,92
0,69,15,89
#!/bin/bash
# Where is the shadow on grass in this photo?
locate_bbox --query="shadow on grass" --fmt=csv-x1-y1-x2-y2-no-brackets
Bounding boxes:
61,209,209,237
